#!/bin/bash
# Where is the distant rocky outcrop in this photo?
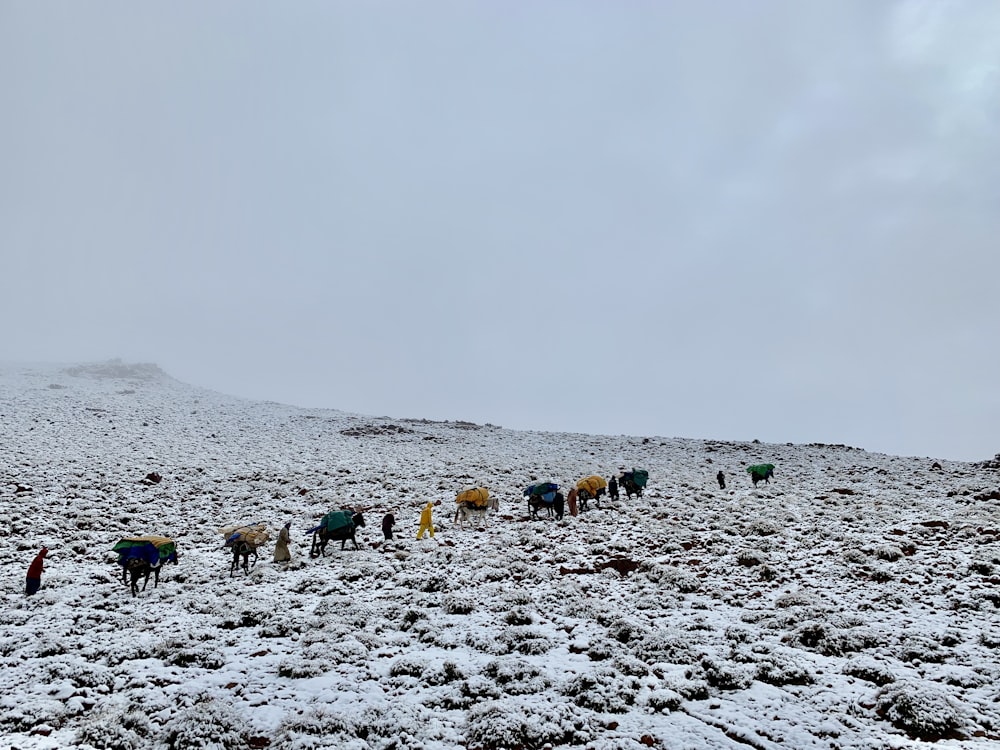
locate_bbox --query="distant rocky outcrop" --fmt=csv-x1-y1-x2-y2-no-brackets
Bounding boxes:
341,423,416,438
63,359,168,381
978,454,1000,470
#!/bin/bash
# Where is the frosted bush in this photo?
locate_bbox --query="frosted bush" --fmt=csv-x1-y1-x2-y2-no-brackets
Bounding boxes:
339,560,387,582
747,519,781,536
220,606,270,629
843,656,897,686
76,708,151,750
483,657,551,695
337,602,379,630
389,655,429,679
43,660,115,692
875,680,968,740
638,560,673,584
775,592,812,608
278,655,325,678
612,654,652,677
561,667,643,713
161,698,249,750
311,595,354,618
634,630,696,665
352,702,440,749
259,613,302,638
425,660,466,686
605,616,649,644
492,626,554,655
843,548,868,564
700,657,754,691
898,634,946,664
272,705,358,749
735,549,763,566
968,560,994,576
873,544,903,562
585,638,617,662
753,654,814,686
304,636,369,667
460,674,502,702
504,607,534,625
936,665,988,688
0,696,65,733
442,594,476,614
645,688,683,713
465,699,593,749
980,629,1000,648
661,674,710,701
161,645,225,670
643,565,701,593
793,621,878,656
502,589,534,607
725,626,754,644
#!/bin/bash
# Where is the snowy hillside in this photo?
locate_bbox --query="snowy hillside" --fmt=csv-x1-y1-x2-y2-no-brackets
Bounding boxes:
1,361,998,750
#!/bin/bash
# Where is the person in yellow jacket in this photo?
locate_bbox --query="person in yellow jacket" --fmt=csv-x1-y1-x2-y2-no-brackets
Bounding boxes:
417,501,435,540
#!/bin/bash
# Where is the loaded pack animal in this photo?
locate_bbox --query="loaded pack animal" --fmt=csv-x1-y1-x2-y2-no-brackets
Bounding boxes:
309,511,366,557
453,487,498,530
112,536,178,597
747,464,775,487
620,469,649,500
220,523,270,577
524,483,564,520
455,497,500,529
576,475,608,512
528,492,564,520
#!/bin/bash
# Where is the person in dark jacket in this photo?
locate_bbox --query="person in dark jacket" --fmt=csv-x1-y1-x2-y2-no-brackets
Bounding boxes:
382,512,395,541
717,471,726,489
26,547,48,596
608,476,619,502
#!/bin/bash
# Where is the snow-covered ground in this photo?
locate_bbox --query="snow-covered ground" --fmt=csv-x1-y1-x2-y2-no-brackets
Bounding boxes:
1,361,998,750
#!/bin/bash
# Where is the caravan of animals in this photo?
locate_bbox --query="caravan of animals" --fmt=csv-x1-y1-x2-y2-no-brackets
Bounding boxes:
116,473,661,591
2,361,1000,750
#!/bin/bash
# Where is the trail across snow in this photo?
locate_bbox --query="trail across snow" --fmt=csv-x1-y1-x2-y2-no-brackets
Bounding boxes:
1,362,998,750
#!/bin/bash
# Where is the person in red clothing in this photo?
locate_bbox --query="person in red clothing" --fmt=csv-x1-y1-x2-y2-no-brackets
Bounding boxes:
26,547,48,596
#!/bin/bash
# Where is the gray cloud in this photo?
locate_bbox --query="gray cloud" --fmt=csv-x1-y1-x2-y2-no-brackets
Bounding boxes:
2,1,997,459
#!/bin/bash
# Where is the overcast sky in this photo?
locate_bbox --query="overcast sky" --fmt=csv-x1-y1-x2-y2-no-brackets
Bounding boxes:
2,1,998,461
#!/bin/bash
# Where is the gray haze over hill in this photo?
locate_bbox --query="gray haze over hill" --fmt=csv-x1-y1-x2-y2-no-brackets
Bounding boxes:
2,2,998,461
